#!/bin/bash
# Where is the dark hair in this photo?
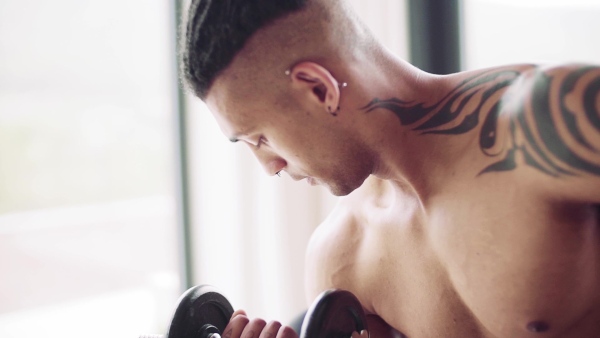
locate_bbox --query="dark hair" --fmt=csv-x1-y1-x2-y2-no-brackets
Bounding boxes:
181,0,308,99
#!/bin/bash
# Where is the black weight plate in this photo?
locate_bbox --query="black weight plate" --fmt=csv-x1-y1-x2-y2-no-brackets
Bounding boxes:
166,285,234,338
300,289,368,338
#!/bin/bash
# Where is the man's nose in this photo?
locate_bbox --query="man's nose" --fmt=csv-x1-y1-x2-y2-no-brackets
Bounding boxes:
251,148,287,176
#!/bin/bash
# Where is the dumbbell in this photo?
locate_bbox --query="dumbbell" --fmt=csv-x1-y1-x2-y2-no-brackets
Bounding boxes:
140,284,369,338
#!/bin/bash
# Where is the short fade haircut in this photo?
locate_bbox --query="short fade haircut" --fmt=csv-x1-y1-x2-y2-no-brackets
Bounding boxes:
181,0,309,99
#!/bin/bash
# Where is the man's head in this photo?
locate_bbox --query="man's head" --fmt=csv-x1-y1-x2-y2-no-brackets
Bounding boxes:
181,0,308,100
181,0,381,195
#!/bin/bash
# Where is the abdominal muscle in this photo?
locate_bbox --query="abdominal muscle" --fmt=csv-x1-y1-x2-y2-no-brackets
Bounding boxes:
305,176,600,338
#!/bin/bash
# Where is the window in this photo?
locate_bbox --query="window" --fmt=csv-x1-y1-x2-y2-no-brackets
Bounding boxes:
462,0,600,69
0,1,180,337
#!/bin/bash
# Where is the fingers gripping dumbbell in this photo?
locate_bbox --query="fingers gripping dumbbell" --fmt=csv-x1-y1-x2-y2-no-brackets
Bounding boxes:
140,285,370,338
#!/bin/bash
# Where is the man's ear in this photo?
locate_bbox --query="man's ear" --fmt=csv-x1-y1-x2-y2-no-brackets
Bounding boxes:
288,62,341,114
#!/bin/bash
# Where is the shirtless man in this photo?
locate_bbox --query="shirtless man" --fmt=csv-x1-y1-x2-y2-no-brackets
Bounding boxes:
181,0,600,337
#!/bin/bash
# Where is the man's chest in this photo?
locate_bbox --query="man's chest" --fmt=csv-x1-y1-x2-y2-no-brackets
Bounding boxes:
370,194,600,337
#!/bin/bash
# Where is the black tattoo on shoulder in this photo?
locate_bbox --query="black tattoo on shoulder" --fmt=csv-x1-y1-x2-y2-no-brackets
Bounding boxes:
362,66,600,177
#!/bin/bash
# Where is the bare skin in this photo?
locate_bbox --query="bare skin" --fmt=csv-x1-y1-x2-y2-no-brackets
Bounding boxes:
307,175,600,337
303,65,600,337
199,2,600,337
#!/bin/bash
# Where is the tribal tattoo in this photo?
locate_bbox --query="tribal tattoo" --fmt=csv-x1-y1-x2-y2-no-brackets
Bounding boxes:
361,65,600,177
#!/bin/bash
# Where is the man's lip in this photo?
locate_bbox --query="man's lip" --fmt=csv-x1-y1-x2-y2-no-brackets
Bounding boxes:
288,174,318,186
289,174,305,181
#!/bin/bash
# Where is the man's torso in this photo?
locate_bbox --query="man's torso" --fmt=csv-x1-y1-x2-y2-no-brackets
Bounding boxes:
305,65,600,337
306,175,600,337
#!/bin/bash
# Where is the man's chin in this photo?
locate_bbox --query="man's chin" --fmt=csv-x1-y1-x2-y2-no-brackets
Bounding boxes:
325,181,358,197
306,177,318,186
324,174,372,196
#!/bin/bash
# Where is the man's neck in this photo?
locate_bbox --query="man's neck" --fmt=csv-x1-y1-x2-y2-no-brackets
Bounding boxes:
350,55,457,201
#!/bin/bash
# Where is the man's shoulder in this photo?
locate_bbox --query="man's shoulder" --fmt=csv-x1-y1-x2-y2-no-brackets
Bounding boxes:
306,178,379,261
304,176,390,299
304,203,361,301
343,175,394,207
500,62,600,203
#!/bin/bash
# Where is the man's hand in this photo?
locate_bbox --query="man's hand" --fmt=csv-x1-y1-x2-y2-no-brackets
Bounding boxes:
221,310,299,338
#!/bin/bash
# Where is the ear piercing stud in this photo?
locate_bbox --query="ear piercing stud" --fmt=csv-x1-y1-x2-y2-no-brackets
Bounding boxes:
328,106,340,117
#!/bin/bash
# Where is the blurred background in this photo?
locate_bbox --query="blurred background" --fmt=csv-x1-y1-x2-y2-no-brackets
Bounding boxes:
0,0,598,337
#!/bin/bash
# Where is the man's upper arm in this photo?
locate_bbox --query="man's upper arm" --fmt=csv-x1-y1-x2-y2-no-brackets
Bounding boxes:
304,201,359,304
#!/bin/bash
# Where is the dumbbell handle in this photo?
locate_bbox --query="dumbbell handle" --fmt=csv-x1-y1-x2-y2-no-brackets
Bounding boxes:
140,332,365,338
141,286,368,338
141,323,223,338
139,334,221,338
